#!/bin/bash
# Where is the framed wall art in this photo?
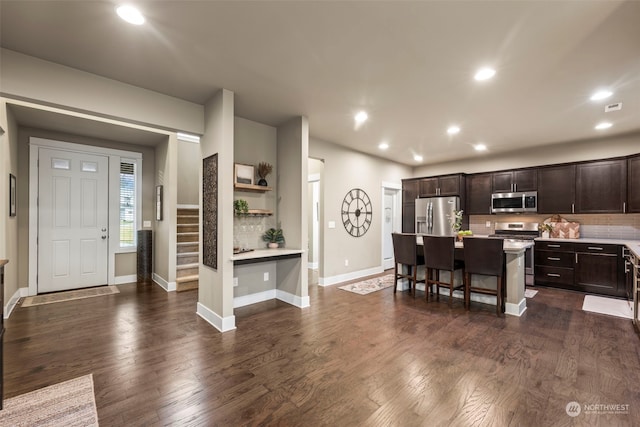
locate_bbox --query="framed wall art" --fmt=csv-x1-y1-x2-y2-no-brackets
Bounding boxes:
156,185,163,221
234,163,254,185
9,173,16,217
203,154,218,269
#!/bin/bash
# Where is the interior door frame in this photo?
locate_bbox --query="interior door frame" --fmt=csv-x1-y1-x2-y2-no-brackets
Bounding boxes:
381,181,402,270
28,137,142,296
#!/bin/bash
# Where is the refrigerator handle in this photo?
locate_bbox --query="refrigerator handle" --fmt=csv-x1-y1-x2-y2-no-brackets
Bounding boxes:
428,202,433,233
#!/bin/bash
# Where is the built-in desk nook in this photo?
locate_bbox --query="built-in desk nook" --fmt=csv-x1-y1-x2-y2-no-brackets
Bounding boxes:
231,249,309,309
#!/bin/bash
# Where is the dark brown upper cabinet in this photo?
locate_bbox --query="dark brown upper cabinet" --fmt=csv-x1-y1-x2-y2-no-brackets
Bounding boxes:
575,159,627,213
418,174,464,197
465,173,492,215
492,169,537,193
628,155,640,213
402,179,419,202
401,179,419,233
537,164,576,214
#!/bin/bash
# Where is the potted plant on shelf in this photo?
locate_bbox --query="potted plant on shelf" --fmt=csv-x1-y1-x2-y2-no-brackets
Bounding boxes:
262,228,284,249
234,199,249,216
256,162,273,186
539,223,554,239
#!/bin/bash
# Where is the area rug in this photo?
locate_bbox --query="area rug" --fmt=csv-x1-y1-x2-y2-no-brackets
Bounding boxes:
21,286,119,307
524,289,538,298
582,295,633,320
0,374,99,426
338,274,395,295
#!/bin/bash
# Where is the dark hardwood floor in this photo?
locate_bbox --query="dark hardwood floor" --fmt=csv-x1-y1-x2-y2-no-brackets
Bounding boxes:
4,276,640,426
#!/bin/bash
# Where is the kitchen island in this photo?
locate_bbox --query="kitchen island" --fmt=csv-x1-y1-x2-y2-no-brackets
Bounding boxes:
416,236,532,316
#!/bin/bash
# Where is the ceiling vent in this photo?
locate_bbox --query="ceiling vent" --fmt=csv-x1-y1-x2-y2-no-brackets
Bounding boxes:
605,102,622,112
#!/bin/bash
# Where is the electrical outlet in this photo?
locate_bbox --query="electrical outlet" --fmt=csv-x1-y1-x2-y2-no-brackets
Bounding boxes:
263,272,269,281
143,220,151,228
486,221,491,228
233,277,238,287
345,259,349,267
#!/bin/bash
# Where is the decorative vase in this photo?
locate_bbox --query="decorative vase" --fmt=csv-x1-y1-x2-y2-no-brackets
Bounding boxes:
542,231,550,239
257,178,268,186
268,242,279,249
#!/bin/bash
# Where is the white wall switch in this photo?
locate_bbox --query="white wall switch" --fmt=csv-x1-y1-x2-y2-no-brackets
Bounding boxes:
144,220,151,228
263,272,269,281
233,277,238,287
328,221,336,229
486,221,491,228
344,259,349,266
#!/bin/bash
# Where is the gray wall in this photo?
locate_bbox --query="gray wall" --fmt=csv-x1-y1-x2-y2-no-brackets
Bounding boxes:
177,140,201,205
309,138,412,280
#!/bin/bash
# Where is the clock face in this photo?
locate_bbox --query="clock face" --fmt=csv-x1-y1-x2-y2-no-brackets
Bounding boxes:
341,188,372,237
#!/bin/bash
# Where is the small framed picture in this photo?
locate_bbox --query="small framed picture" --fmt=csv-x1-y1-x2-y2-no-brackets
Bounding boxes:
234,163,255,185
9,173,16,217
156,185,163,221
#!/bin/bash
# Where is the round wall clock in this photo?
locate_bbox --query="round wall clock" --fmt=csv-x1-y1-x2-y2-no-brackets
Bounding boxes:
341,188,372,237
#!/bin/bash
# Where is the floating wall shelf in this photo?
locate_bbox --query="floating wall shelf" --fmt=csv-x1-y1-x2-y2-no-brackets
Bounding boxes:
234,183,273,193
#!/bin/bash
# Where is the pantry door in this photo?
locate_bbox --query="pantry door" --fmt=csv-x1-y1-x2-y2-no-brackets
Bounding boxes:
38,147,109,293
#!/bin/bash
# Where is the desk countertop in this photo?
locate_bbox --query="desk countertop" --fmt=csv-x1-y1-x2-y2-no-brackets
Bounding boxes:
231,248,304,262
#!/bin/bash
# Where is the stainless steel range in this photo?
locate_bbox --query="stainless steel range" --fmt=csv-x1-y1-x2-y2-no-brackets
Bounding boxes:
490,222,539,286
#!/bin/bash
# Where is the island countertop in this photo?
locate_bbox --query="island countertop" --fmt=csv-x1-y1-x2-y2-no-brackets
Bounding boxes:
0,260,7,268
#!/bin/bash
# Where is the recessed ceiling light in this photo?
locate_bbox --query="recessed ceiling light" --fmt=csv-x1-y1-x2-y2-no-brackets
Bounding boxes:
354,111,368,124
474,67,496,81
590,90,612,101
378,142,389,150
447,126,461,135
595,122,612,130
474,143,487,152
117,5,145,25
414,154,423,162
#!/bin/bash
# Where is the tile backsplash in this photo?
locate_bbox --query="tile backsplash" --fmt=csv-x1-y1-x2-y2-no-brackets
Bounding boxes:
469,213,640,240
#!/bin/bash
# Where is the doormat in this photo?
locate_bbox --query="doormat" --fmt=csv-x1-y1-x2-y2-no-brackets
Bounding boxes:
582,295,633,320
21,285,119,307
338,274,395,295
524,289,538,298
0,374,99,426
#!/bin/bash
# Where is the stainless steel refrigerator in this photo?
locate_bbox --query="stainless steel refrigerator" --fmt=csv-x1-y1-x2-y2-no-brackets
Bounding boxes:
415,196,460,236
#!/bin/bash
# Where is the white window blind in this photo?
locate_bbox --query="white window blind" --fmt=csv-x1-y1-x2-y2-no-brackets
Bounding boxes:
120,161,136,247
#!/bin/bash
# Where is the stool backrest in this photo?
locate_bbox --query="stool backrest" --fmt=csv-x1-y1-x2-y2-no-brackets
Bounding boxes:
423,235,455,270
392,233,418,266
463,237,504,276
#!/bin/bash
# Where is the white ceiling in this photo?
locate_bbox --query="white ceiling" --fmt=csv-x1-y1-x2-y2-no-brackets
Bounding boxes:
1,1,639,166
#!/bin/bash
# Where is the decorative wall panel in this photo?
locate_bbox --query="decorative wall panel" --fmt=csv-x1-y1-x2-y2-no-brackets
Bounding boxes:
203,154,218,269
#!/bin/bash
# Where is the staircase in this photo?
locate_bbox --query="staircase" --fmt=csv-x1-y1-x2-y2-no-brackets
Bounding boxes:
176,207,199,292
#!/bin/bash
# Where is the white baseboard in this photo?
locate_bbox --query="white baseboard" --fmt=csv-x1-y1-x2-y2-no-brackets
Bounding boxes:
177,204,199,209
234,289,277,308
234,289,310,309
152,273,176,292
115,274,137,285
505,298,527,317
276,289,310,308
196,302,236,332
4,287,28,319
318,266,384,287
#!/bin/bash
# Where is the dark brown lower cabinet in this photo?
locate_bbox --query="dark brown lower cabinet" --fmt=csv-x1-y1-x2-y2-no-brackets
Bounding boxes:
535,242,625,297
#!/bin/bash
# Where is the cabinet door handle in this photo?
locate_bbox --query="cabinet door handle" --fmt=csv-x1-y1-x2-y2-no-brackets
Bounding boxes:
514,183,517,192
575,253,578,263
623,202,626,213
572,203,575,214
547,273,561,277
587,247,603,251
548,244,561,248
547,257,561,261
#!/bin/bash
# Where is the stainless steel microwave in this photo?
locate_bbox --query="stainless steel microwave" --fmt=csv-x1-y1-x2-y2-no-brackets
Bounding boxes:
491,191,537,213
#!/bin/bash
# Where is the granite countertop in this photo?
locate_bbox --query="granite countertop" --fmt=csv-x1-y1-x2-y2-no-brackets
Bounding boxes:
0,259,8,268
536,237,640,258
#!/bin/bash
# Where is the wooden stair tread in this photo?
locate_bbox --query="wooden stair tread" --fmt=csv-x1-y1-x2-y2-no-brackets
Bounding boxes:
177,252,199,257
177,263,198,270
176,274,199,283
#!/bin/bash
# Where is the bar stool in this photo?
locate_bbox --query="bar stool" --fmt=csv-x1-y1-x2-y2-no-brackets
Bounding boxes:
463,237,505,316
391,233,425,297
423,235,465,304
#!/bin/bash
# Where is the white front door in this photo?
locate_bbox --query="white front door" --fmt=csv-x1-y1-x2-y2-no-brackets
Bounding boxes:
38,148,109,293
